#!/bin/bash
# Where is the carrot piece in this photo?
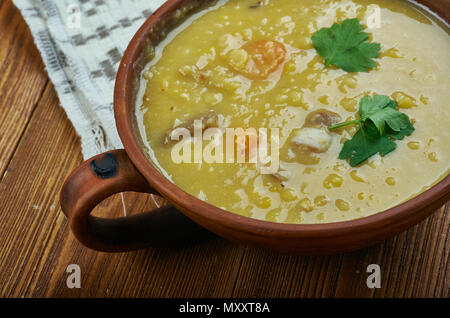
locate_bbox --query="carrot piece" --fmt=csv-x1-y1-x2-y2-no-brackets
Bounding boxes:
230,40,287,80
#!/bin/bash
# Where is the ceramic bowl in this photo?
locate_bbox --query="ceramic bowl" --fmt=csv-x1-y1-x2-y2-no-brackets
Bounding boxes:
61,0,450,253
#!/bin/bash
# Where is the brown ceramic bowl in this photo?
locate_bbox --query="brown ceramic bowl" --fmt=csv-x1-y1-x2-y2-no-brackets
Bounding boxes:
60,0,450,254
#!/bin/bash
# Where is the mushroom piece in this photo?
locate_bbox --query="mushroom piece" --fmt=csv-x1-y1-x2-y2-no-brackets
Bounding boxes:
304,109,341,128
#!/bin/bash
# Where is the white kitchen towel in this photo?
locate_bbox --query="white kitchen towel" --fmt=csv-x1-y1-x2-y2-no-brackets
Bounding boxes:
13,0,166,159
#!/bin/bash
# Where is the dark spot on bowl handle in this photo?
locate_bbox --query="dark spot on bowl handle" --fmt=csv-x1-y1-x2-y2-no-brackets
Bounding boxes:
60,149,202,252
90,153,118,179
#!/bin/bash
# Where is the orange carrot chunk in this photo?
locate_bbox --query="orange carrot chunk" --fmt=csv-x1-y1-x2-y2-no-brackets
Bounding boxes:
229,40,287,80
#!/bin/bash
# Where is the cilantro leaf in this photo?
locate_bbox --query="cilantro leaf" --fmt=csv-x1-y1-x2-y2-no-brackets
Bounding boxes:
359,95,397,120
339,128,397,167
360,96,411,137
329,95,415,166
331,95,413,137
312,18,381,72
386,120,415,140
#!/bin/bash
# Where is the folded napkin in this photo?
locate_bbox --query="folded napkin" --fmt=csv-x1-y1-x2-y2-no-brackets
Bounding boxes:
14,0,166,158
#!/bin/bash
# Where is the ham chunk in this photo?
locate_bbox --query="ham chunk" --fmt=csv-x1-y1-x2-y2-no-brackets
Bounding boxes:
292,127,332,153
163,111,220,144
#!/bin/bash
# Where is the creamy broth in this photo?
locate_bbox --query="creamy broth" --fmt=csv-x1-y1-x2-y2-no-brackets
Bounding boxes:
138,0,450,224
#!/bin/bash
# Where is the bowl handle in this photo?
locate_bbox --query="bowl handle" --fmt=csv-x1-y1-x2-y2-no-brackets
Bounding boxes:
60,149,199,252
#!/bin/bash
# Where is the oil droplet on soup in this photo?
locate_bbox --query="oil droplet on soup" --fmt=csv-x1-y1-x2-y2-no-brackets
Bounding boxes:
386,177,396,186
139,0,450,224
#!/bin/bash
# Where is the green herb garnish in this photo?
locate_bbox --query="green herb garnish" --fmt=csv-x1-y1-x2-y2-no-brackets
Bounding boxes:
312,18,381,72
329,95,415,167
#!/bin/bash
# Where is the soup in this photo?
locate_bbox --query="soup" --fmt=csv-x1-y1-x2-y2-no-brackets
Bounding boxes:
137,0,450,224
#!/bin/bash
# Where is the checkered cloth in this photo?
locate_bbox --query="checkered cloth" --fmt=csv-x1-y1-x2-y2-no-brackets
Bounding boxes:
14,0,166,159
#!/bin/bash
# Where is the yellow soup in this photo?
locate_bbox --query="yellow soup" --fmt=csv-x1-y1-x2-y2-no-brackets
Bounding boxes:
138,0,450,224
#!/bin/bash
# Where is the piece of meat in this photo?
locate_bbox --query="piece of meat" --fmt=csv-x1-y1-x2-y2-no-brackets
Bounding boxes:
283,109,341,164
163,111,219,144
292,127,332,153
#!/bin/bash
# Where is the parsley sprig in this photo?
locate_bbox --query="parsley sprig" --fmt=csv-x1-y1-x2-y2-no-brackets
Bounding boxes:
312,18,381,72
329,95,415,167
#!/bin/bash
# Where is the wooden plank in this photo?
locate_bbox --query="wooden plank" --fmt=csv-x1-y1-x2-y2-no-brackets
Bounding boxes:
335,214,449,298
371,203,449,297
0,0,48,178
231,250,344,297
231,203,449,297
0,84,244,297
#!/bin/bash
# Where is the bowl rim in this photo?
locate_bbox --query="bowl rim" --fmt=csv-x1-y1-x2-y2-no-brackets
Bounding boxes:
114,0,450,238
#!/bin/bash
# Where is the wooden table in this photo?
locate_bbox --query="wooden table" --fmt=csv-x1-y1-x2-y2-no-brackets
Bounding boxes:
0,0,448,298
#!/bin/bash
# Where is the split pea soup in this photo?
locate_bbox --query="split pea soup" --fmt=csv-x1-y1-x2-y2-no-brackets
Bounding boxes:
137,0,450,224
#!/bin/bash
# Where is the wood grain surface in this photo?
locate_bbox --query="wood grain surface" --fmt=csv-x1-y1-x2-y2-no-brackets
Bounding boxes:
0,0,448,298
